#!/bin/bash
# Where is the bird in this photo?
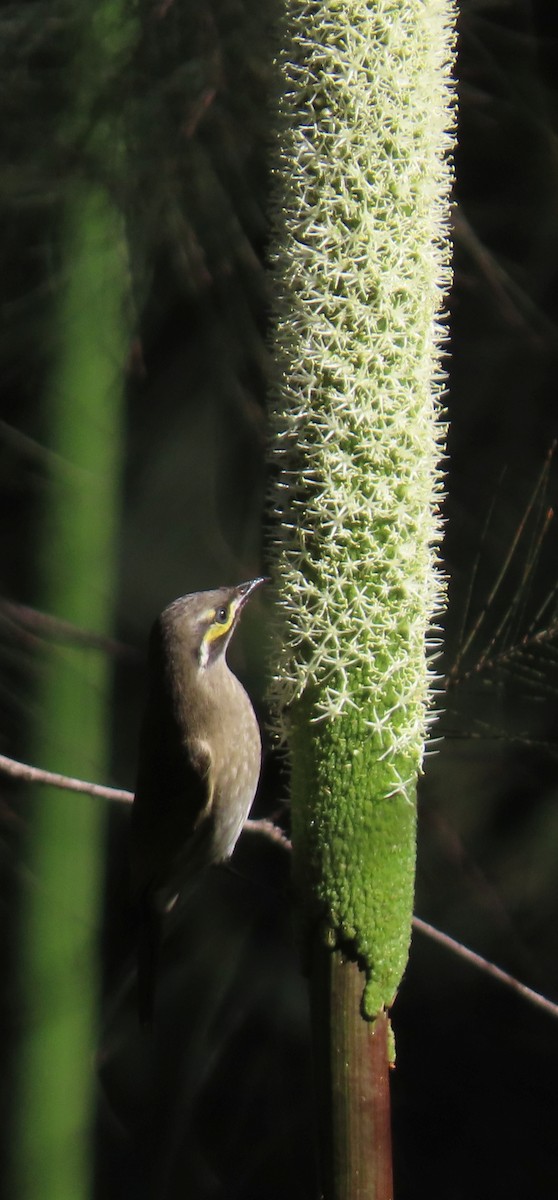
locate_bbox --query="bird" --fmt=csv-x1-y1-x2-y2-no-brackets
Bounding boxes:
130,578,266,1024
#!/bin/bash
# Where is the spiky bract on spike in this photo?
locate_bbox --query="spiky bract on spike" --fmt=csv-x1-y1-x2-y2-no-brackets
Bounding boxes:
266,0,455,1015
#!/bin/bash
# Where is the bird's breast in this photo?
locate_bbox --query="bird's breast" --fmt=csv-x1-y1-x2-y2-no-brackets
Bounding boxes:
188,665,262,863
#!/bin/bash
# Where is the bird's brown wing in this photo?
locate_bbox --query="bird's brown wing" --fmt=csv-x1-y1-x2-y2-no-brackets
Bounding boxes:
129,690,213,909
130,649,213,1026
130,611,213,907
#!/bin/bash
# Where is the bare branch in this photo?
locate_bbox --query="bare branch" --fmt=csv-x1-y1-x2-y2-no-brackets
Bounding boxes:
0,751,554,1016
0,752,133,803
0,752,290,845
413,915,558,1021
0,599,139,661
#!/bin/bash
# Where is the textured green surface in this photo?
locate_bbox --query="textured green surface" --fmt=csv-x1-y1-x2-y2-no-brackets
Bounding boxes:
291,696,417,1015
267,0,455,1014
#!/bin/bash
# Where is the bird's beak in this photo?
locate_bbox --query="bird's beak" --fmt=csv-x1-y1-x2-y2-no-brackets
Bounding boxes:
234,577,269,611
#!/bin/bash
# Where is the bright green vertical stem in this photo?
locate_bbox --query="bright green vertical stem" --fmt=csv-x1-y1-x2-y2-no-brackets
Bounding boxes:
15,2,135,1194
16,188,128,1200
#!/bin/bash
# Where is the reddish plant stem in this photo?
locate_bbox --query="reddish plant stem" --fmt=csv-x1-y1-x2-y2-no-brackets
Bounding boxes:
311,945,393,1200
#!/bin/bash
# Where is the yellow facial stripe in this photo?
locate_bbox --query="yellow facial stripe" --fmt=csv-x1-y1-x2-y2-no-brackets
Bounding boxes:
202,603,236,646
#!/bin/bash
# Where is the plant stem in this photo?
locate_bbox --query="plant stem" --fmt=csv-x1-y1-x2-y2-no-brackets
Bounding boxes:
312,945,393,1200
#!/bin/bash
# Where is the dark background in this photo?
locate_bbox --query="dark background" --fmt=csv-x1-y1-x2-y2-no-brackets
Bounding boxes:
1,0,558,1196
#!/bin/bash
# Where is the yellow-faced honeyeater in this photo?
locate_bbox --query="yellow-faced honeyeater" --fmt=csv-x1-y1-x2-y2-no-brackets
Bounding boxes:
130,579,266,1023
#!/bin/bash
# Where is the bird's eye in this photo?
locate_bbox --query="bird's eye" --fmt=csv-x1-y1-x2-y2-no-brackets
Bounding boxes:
215,606,228,624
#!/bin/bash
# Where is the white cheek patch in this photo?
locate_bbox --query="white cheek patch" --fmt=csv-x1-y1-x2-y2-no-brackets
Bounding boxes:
198,638,209,670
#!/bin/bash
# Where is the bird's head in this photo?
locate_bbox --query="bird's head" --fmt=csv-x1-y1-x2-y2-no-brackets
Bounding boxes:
160,578,267,672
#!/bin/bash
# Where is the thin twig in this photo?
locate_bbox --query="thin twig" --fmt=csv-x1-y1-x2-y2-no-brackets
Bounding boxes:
412,916,558,1020
450,467,505,684
463,464,544,667
0,752,290,845
0,418,68,471
447,441,557,691
478,480,554,668
454,209,558,341
0,600,139,661
0,752,133,803
0,751,555,1014
444,616,558,691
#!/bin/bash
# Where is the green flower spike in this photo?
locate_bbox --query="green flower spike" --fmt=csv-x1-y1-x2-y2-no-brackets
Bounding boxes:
267,0,456,1017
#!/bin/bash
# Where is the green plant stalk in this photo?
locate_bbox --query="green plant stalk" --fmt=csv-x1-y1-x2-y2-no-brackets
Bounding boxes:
14,2,135,1192
267,0,455,1194
15,184,129,1200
